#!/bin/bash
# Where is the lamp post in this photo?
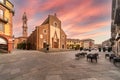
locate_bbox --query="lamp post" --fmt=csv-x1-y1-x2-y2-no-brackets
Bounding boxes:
12,35,15,50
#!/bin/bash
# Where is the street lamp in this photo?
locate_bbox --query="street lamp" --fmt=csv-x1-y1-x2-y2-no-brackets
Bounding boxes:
12,35,15,50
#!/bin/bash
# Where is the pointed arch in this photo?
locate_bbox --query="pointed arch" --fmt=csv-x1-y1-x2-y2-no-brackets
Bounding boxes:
52,31,59,48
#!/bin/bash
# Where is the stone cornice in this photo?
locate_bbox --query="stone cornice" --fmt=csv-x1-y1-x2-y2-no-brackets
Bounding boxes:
0,2,14,15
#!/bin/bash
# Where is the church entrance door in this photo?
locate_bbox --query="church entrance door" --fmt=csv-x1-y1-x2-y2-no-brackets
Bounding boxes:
54,42,59,48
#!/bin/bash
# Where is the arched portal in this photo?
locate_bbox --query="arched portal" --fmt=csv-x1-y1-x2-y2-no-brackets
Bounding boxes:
0,37,8,52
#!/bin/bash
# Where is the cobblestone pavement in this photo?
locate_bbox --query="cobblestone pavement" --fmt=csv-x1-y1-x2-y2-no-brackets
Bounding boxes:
0,50,120,80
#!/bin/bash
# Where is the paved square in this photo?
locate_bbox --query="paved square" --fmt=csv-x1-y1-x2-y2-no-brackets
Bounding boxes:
0,50,120,80
46,75,62,80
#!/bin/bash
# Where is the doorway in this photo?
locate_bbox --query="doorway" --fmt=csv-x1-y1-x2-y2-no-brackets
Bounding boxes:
0,37,8,52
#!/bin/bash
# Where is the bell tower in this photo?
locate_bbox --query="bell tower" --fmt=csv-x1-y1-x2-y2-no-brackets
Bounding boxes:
22,12,28,37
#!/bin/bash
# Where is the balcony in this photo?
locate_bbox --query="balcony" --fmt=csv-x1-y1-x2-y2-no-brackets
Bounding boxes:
116,33,120,41
0,17,8,23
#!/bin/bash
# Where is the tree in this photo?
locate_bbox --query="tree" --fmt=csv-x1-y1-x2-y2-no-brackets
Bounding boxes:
17,42,27,49
76,44,80,50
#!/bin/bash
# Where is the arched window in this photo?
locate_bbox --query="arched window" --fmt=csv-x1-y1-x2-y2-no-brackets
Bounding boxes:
0,9,4,19
0,37,7,44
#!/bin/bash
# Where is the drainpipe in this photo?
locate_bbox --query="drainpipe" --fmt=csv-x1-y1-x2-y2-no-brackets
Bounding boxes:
117,41,118,56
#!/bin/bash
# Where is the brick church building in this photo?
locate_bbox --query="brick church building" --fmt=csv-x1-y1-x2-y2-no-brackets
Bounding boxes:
27,14,67,50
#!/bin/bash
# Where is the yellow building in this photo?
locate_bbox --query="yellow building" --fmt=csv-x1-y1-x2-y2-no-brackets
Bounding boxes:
66,38,95,50
66,39,81,49
0,0,14,53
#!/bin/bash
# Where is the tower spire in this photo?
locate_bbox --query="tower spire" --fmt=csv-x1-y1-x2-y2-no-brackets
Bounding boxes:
22,12,28,37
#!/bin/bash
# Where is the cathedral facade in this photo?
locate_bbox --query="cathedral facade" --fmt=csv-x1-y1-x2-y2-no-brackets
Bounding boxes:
27,14,67,50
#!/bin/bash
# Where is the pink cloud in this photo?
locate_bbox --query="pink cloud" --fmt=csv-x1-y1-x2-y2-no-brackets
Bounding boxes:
64,20,110,35
59,0,111,23
69,31,110,40
59,0,93,22
37,0,71,11
12,0,111,44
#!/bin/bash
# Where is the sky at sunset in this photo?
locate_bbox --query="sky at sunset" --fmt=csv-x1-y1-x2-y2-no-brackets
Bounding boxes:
10,0,112,44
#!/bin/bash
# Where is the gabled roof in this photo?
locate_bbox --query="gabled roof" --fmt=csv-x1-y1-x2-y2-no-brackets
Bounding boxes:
41,16,49,25
53,31,58,39
61,29,67,36
41,14,61,25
